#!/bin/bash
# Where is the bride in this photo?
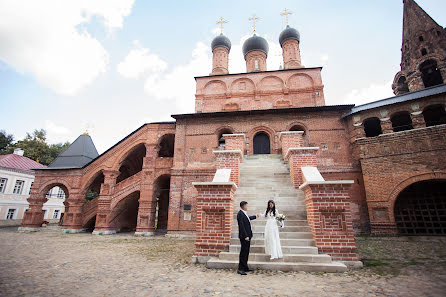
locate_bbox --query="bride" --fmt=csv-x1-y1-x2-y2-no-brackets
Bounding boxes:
260,200,283,260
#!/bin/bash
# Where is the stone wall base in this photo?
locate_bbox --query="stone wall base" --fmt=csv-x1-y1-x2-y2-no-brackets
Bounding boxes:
93,230,117,235
191,255,211,264
62,229,86,234
134,231,154,237
17,227,41,232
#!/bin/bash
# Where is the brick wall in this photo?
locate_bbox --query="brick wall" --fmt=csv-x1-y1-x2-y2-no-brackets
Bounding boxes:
214,150,242,185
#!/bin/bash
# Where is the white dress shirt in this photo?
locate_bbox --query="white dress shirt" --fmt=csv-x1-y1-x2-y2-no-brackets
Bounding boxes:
242,209,251,221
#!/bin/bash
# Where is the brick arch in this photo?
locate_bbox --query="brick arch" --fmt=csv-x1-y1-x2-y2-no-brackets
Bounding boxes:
229,77,255,94
111,141,148,171
392,70,409,86
286,73,314,89
247,126,277,154
286,121,309,134
80,168,106,195
257,76,284,92
203,80,227,95
388,171,446,222
110,186,141,210
413,53,445,72
388,108,413,120
39,180,71,199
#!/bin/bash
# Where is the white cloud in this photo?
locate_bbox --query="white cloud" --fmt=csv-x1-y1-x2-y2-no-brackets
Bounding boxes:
344,81,394,105
44,120,71,144
117,41,167,79
0,0,134,95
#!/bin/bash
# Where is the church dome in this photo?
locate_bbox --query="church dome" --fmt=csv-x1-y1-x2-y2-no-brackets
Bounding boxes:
242,34,269,56
211,34,231,51
279,25,300,47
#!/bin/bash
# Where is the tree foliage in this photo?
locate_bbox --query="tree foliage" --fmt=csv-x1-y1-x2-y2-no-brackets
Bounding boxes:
0,129,70,165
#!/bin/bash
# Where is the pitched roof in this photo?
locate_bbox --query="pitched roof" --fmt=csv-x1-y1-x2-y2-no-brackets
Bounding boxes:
45,134,99,169
0,153,46,174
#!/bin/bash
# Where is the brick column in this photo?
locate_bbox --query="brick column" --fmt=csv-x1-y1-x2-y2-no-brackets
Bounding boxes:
285,147,319,188
279,131,304,161
92,170,120,235
135,143,157,236
214,150,243,185
223,133,245,154
380,118,393,134
18,196,47,231
61,194,85,233
300,181,359,262
192,182,236,263
410,111,426,129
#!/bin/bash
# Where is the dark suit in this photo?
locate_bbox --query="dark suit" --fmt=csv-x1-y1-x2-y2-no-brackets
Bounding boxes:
237,210,256,271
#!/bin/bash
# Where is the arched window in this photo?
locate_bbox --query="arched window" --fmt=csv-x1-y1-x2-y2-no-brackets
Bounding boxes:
421,48,427,56
158,134,175,157
289,125,305,133
363,117,382,137
116,144,146,184
420,59,444,88
391,112,413,132
396,76,409,93
419,36,424,42
423,104,446,127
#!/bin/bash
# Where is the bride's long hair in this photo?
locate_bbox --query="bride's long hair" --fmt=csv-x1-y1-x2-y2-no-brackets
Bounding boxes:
265,200,276,217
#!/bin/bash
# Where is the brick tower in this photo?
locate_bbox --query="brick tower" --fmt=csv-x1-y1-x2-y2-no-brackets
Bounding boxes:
392,0,446,95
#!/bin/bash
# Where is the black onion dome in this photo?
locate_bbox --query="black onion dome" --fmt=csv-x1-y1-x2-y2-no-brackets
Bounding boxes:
211,34,231,51
279,25,300,47
242,34,269,56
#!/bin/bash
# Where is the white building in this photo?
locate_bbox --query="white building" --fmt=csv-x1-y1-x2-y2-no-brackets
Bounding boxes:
0,148,65,225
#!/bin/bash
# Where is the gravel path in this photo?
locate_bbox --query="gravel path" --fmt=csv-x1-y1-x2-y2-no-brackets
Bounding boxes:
0,226,445,297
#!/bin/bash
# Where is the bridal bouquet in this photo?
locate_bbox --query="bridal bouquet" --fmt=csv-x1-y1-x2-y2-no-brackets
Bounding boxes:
276,214,286,222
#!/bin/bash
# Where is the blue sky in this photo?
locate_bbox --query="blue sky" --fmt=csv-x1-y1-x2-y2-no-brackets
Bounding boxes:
1,0,445,153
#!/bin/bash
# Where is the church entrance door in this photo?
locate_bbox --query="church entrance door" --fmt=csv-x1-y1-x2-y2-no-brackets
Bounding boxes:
253,132,270,154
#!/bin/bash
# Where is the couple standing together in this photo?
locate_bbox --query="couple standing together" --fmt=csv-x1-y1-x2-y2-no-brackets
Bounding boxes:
236,200,284,275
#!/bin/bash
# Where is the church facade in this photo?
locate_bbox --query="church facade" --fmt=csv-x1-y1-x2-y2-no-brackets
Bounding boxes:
20,0,445,267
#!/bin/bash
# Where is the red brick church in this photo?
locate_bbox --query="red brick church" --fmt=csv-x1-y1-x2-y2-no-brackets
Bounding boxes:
20,0,445,271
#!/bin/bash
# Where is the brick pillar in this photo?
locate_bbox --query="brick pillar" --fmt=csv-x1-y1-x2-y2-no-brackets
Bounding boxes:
411,111,426,129
192,182,236,263
300,181,359,262
214,150,243,185
135,143,157,236
61,194,85,233
18,196,47,231
352,124,366,140
285,147,319,188
279,131,304,161
92,170,119,235
223,133,245,154
380,118,393,134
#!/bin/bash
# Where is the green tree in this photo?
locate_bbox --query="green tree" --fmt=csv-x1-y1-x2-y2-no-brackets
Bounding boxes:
7,129,71,165
0,130,14,154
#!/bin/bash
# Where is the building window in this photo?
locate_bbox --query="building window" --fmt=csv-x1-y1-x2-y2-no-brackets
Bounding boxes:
57,188,65,199
396,76,409,93
29,182,33,195
13,180,25,194
421,48,427,56
254,60,259,70
363,117,383,137
419,36,424,42
0,178,7,193
46,189,52,198
420,59,444,88
423,104,446,127
391,112,413,132
53,210,60,219
6,209,16,220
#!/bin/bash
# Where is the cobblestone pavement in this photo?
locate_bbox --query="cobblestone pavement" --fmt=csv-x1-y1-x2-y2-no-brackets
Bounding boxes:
0,226,445,297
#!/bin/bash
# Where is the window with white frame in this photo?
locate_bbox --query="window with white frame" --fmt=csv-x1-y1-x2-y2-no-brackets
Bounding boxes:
53,209,60,219
46,189,52,198
0,178,7,193
13,180,25,194
6,208,16,220
29,182,33,194
57,188,65,199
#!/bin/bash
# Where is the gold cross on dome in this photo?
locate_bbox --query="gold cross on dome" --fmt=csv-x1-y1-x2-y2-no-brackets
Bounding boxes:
249,14,260,34
216,17,228,34
280,8,293,26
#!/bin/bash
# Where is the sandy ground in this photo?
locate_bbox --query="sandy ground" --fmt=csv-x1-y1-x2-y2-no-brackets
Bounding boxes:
0,226,445,297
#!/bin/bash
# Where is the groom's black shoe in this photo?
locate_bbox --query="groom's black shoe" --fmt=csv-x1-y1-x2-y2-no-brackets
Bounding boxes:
245,268,254,272
237,270,247,275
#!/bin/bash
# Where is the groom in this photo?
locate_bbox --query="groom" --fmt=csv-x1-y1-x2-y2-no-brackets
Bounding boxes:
237,201,258,275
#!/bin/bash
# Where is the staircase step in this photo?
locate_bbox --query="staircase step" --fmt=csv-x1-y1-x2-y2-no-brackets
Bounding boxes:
206,258,347,273
218,252,332,263
230,238,315,246
231,231,313,239
229,245,318,254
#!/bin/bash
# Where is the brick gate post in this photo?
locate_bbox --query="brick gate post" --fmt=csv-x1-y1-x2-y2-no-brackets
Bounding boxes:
214,150,243,186
279,131,304,160
285,147,319,188
61,193,85,233
191,182,236,263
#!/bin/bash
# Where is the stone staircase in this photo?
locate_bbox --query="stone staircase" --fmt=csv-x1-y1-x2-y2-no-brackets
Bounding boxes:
206,154,347,272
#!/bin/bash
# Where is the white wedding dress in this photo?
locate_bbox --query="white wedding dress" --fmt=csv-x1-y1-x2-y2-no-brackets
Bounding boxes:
261,210,283,259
